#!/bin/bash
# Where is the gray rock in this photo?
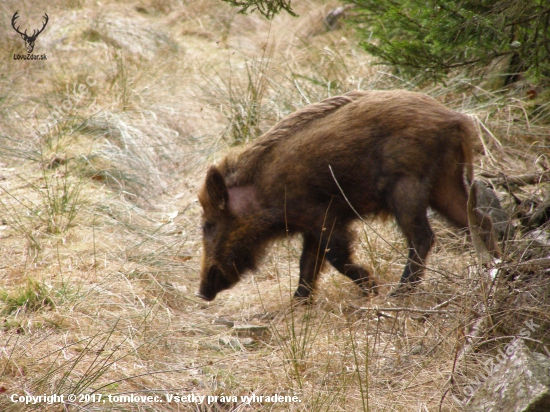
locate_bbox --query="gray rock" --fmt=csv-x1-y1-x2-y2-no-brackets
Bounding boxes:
476,181,511,238
214,318,235,327
219,336,257,350
324,6,347,31
465,341,550,412
232,324,269,338
528,196,550,228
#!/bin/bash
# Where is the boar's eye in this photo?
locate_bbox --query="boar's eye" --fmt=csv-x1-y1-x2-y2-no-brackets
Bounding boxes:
202,221,215,236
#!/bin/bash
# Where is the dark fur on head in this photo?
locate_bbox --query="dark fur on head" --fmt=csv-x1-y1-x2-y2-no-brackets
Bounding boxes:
197,167,281,300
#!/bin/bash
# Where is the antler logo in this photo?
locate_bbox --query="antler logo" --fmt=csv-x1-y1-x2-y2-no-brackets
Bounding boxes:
11,11,49,54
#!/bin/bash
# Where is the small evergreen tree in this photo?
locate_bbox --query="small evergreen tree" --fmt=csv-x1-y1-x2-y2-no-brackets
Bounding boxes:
221,0,296,19
346,0,550,84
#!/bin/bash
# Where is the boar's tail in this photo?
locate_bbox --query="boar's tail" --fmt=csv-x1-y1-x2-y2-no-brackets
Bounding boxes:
462,140,474,186
460,116,477,186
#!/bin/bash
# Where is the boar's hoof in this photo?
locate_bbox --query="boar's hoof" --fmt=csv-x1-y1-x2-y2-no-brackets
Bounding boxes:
388,281,419,298
344,264,378,296
293,285,315,304
359,278,379,296
293,295,314,305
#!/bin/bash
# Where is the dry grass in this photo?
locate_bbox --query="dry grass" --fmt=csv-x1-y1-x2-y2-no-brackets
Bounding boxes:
0,0,549,411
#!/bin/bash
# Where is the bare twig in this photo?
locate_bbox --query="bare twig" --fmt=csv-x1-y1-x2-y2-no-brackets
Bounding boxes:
481,171,550,187
351,303,458,315
505,258,550,268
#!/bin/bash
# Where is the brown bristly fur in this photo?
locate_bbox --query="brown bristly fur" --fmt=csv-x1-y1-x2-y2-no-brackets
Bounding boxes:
197,90,500,301
218,91,367,186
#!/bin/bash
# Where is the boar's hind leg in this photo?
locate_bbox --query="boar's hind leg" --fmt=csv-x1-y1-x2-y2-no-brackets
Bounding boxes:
390,178,435,296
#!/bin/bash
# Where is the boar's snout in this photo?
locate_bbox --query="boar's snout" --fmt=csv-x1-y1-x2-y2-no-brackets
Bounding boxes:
195,290,213,301
197,265,236,301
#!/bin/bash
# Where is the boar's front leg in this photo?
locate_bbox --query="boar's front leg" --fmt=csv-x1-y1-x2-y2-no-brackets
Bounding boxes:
294,232,325,299
294,227,377,300
325,227,377,295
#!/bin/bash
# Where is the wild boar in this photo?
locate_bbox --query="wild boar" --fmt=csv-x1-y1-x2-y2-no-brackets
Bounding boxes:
196,90,499,301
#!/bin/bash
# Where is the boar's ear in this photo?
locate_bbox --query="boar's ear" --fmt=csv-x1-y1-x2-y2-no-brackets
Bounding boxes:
205,166,229,211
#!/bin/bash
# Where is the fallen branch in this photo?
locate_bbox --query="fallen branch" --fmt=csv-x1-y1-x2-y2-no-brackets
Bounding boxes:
481,171,550,187
352,295,465,319
352,305,457,315
504,258,550,268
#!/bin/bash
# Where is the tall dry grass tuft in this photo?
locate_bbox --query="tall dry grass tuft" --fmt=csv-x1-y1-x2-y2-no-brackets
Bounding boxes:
0,0,548,411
